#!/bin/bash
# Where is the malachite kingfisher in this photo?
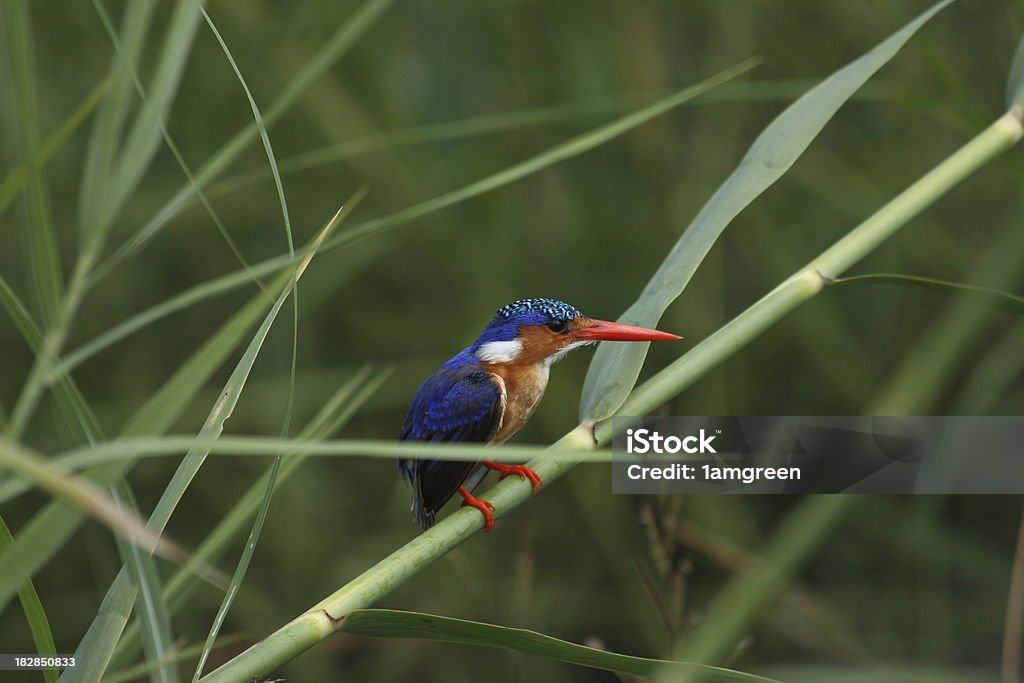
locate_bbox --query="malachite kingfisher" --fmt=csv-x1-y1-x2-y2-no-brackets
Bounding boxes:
398,297,681,532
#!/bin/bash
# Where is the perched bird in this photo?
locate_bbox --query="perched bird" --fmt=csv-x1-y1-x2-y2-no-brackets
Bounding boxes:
399,297,681,531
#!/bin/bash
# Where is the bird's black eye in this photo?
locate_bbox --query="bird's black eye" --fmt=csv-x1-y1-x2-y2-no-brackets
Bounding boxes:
547,319,568,333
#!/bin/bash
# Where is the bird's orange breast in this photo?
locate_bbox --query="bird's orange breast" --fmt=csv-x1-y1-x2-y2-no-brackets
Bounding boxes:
483,361,550,443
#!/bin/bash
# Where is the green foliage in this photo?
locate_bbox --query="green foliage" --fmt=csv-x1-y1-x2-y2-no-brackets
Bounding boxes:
832,273,1024,315
2,2,1024,683
580,0,957,422
341,609,781,682
0,513,58,683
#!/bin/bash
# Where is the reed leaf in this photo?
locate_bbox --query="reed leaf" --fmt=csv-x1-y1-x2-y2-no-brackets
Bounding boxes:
110,0,201,212
188,11,299,680
579,0,957,422
112,482,179,683
50,60,756,381
0,75,112,221
104,634,250,683
90,0,259,290
59,195,359,683
830,273,1024,315
1,247,306,678
191,454,278,683
340,609,781,683
79,0,156,246
317,59,759,254
0,439,185,568
0,275,104,444
92,0,397,283
111,367,388,665
0,436,608,503
3,0,63,326
196,78,835,209
0,513,58,683
867,208,1024,413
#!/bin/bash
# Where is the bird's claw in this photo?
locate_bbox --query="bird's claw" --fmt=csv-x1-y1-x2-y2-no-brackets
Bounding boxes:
457,486,496,532
483,460,544,495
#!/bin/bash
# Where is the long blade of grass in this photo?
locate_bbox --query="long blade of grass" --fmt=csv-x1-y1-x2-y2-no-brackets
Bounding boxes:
112,482,179,683
60,195,360,683
2,247,307,678
94,52,754,291
317,58,759,254
0,439,185,565
0,277,120,643
52,60,757,383
55,59,760,372
0,513,58,683
196,78,846,207
92,0,397,284
579,0,958,422
340,609,780,683
200,6,293,257
868,210,1024,413
143,191,336,548
190,454,279,683
829,273,1024,315
0,436,608,503
3,205,352,680
112,367,387,666
110,0,202,212
47,251,299,383
105,634,249,683
4,438,607,489
90,0,260,292
4,0,64,326
0,274,104,444
189,11,299,679
0,74,112,221
79,0,156,245
1,0,156,440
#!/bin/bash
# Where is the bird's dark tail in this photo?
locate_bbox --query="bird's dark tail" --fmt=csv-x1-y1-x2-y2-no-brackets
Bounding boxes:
410,486,436,530
410,462,486,530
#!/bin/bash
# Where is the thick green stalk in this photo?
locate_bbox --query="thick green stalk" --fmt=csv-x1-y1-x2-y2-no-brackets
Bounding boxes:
200,110,1023,683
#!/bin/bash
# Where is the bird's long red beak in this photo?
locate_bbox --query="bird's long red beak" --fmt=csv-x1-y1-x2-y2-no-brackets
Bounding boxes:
573,319,682,342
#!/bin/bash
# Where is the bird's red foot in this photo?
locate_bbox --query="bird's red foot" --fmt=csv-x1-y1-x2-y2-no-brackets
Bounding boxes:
482,460,544,495
457,486,496,532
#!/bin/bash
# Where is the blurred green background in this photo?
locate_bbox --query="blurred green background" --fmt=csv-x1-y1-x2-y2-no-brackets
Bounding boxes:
2,0,1023,681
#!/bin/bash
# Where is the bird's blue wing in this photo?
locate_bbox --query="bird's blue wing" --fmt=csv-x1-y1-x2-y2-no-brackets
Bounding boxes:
398,361,504,528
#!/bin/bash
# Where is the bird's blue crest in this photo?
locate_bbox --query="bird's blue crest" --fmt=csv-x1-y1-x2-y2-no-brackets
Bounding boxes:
473,297,584,345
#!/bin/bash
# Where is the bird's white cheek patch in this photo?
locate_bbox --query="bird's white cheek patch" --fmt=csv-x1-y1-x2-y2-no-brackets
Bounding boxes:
476,339,523,363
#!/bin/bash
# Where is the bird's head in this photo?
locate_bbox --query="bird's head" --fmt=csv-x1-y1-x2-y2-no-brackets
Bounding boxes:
472,297,681,366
